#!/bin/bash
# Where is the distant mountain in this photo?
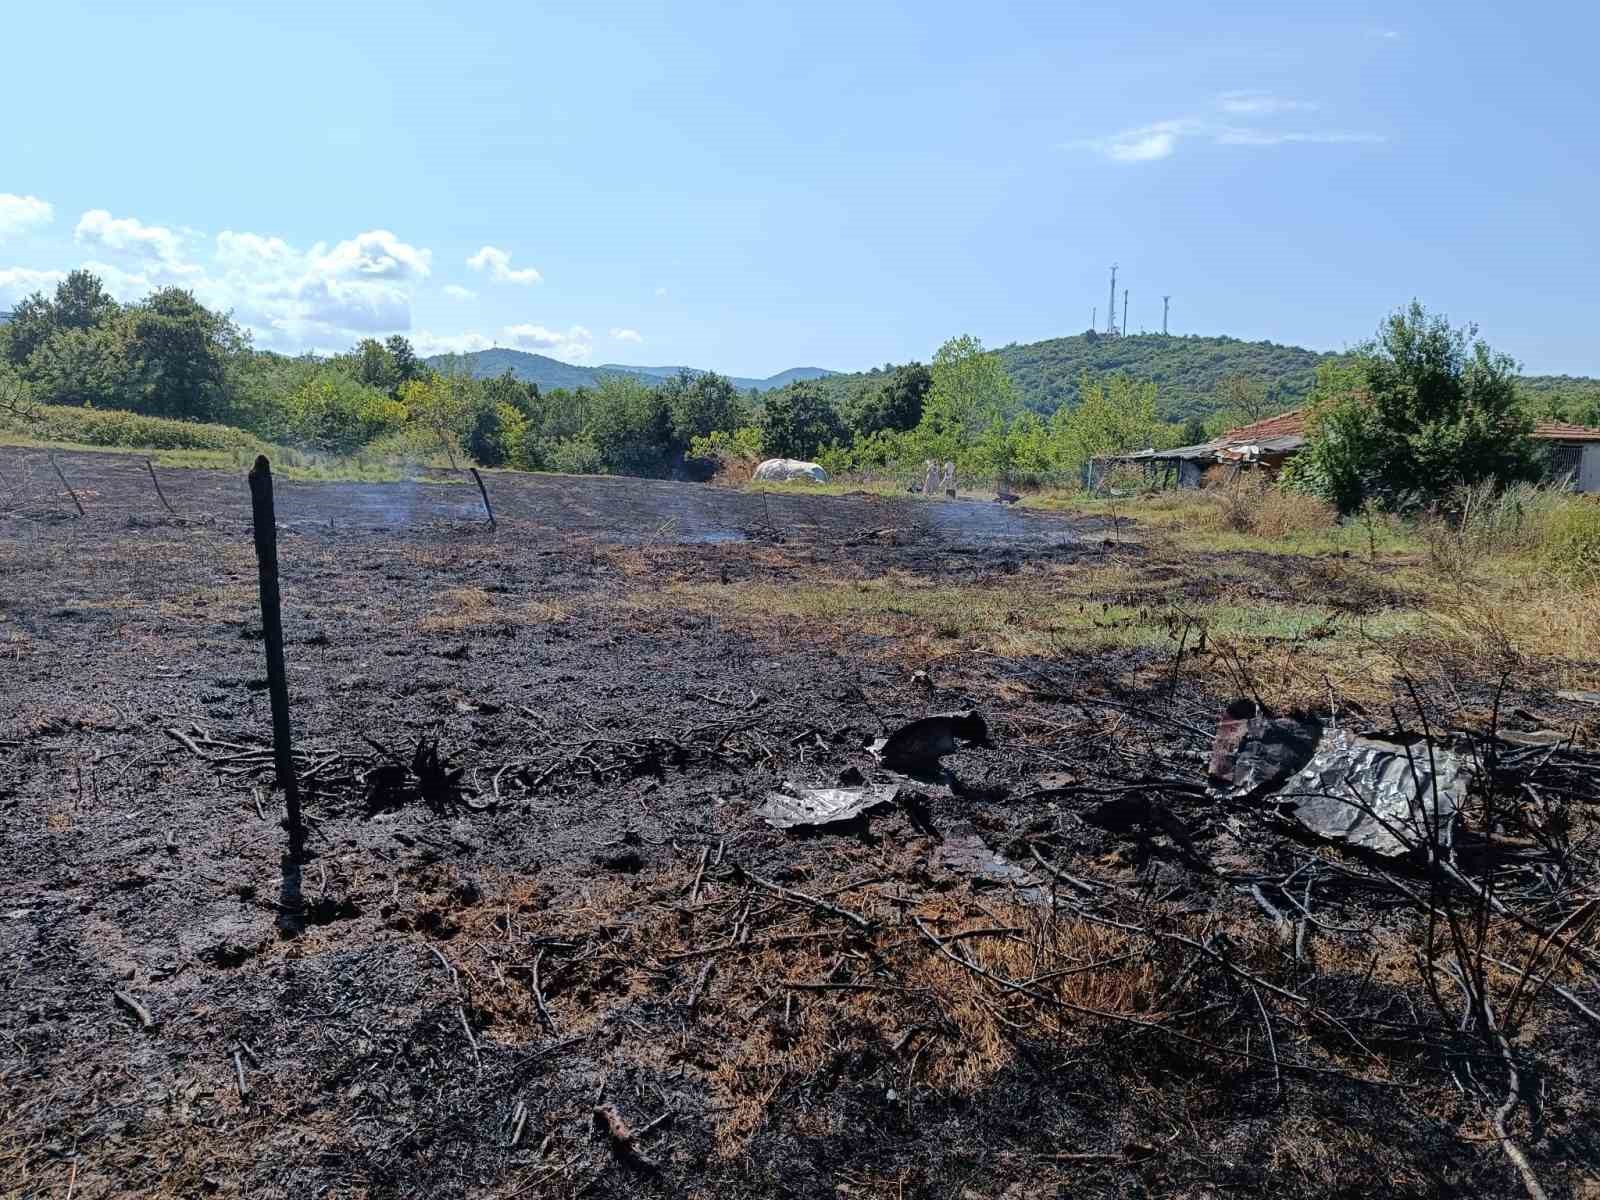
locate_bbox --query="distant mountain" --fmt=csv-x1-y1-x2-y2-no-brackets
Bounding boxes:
427,348,837,393
597,364,837,392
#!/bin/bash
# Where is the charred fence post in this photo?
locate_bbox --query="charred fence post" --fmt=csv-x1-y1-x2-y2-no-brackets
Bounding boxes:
469,467,496,529
247,455,304,861
49,452,85,517
145,458,177,516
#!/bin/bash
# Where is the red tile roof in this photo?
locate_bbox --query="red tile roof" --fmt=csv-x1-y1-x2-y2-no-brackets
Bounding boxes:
1534,421,1600,443
1219,411,1600,445
1220,410,1307,445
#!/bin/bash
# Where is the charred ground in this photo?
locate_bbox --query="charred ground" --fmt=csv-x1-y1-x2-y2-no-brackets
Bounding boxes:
2,448,1598,1199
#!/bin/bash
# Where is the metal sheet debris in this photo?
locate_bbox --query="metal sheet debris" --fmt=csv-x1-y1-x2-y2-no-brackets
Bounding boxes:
1275,731,1471,857
935,831,1045,901
756,783,900,829
1209,701,1321,799
870,710,992,773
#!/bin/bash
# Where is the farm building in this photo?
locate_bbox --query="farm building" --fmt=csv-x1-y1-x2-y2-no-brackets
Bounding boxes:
1094,410,1600,493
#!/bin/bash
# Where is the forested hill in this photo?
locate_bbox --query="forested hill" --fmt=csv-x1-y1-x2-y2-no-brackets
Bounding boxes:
807,332,1597,421
426,348,836,393
996,333,1333,419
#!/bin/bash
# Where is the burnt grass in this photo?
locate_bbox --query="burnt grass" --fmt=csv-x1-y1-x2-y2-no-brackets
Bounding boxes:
2,447,1599,1199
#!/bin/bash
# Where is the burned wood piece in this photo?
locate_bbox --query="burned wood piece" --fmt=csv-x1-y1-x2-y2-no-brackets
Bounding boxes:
755,783,899,830
50,452,85,517
248,456,304,862
113,988,154,1029
362,735,486,815
870,710,991,774
145,458,177,516
592,1104,658,1172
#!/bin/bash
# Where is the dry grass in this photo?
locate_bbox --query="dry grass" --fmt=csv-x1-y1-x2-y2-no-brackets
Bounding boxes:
1197,474,1341,539
410,856,1179,1159
417,585,568,633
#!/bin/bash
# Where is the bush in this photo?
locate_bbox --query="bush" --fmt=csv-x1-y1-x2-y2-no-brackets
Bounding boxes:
1540,497,1600,581
1196,472,1338,538
281,370,407,454
544,435,604,475
2,403,261,451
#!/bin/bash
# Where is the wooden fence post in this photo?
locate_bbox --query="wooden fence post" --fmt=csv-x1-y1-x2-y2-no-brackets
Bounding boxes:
49,453,85,517
469,467,496,529
145,458,177,516
247,456,304,861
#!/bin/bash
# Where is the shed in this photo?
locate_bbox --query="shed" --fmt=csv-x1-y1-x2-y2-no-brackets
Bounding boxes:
1094,409,1600,494
1534,422,1600,494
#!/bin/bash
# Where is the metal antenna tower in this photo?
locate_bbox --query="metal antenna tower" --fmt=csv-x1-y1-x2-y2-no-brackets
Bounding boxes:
1122,289,1129,337
1162,295,1170,335
1091,306,1096,332
1107,265,1118,334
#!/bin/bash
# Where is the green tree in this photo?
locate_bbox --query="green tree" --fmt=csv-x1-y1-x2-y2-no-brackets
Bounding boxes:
54,270,120,332
1051,372,1163,471
2,270,123,373
587,374,673,475
385,335,422,391
1286,303,1538,511
401,371,476,466
122,288,242,421
1205,373,1273,435
661,370,747,445
848,362,930,437
26,324,134,409
915,335,1019,460
758,381,844,459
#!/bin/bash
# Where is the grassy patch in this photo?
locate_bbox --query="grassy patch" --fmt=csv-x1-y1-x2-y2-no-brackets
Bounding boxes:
418,585,568,633
0,427,454,482
627,560,1423,710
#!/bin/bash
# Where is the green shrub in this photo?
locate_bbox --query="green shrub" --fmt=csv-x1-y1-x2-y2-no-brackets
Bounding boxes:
2,403,261,451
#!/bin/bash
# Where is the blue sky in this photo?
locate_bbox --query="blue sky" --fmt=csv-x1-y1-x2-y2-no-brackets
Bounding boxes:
3,0,1597,377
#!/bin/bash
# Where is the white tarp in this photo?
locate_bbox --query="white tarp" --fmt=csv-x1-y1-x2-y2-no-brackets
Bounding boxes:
753,458,830,483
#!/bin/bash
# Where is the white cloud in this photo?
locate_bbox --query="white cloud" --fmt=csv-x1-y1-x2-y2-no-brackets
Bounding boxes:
311,229,430,280
0,194,53,239
467,245,542,285
1217,91,1316,116
412,329,495,356
205,226,435,345
1075,119,1196,163
654,285,669,297
1,210,612,361
1072,110,1382,164
609,327,643,343
504,322,593,361
0,266,66,300
74,209,194,273
1372,28,1400,39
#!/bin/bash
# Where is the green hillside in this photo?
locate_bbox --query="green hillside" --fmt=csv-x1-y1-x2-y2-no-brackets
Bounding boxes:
996,332,1335,419
429,349,837,393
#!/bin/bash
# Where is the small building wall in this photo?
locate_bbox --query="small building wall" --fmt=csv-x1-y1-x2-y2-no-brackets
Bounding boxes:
1580,445,1600,494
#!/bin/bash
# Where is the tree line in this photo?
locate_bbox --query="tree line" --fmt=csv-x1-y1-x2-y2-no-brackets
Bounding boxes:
1,271,1591,510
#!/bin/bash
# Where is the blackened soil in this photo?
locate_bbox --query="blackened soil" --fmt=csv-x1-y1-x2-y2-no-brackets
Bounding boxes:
2,448,1597,1200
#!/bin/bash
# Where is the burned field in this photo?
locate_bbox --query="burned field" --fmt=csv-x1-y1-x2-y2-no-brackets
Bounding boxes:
3,449,1600,1199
